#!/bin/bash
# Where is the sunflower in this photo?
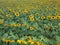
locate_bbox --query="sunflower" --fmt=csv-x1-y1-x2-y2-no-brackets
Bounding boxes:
26,36,31,41
31,42,34,44
9,9,13,12
48,16,55,20
47,15,52,20
24,9,29,13
37,42,40,45
50,16,55,20
28,40,32,43
9,40,15,43
2,38,9,44
41,15,45,19
55,15,60,19
29,15,34,21
6,14,12,18
35,13,39,16
10,24,16,27
30,26,34,30
22,24,28,28
2,38,6,42
17,40,22,43
16,23,21,27
22,41,27,44
15,12,20,17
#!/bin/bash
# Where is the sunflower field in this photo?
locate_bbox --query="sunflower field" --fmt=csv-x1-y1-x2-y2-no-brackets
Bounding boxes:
0,0,60,45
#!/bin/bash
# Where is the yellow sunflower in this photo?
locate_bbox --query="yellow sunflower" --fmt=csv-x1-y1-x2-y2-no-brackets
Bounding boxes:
29,15,34,21
31,42,34,44
17,40,22,43
6,14,12,18
55,15,60,19
24,9,29,13
50,16,55,20
2,38,9,44
10,24,16,27
47,15,53,20
41,15,45,19
9,40,15,43
30,26,34,30
37,42,40,45
22,24,28,28
35,13,39,16
15,12,20,17
16,23,21,27
22,40,27,44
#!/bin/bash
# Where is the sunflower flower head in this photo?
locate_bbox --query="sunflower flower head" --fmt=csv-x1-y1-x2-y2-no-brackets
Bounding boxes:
31,42,34,44
30,26,34,30
24,9,29,13
15,12,20,17
41,15,45,19
55,15,60,19
17,40,22,43
2,38,9,44
29,15,34,21
22,41,27,44
6,14,12,18
16,23,21,27
9,40,15,43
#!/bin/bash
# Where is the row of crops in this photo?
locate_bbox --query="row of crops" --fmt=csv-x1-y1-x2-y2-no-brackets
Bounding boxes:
0,0,60,45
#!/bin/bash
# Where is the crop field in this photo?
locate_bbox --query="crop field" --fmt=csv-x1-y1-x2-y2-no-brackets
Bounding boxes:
0,0,60,45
